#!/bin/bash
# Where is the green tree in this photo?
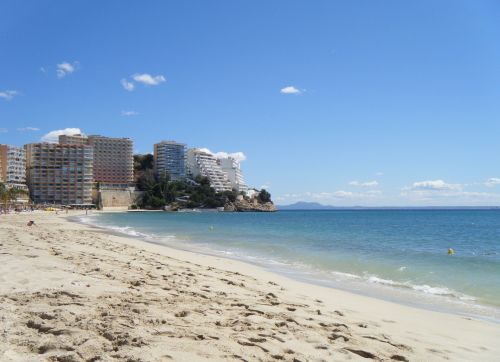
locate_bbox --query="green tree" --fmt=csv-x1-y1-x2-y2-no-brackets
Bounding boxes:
0,183,29,210
136,172,239,210
258,189,272,203
134,154,154,172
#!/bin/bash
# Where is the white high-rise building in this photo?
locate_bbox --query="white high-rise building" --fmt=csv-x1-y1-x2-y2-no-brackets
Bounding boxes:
154,141,186,181
186,148,232,192
0,144,27,188
219,157,248,193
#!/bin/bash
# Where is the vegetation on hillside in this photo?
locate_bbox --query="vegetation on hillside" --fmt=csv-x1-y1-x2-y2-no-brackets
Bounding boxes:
133,154,154,183
136,172,239,209
257,189,271,203
132,153,272,210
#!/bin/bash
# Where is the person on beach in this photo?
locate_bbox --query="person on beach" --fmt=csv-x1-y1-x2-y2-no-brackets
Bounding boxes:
27,220,35,227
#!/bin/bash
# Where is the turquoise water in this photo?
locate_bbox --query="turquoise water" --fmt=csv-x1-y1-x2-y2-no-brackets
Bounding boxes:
80,210,500,321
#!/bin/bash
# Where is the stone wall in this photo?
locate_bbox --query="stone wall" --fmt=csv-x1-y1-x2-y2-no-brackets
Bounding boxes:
92,189,143,209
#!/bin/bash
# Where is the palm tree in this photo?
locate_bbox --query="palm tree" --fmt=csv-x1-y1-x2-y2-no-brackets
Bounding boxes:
0,182,29,211
0,182,7,213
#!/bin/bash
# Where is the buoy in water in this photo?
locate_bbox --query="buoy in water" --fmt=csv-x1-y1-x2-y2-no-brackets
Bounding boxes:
209,226,214,230
448,248,455,255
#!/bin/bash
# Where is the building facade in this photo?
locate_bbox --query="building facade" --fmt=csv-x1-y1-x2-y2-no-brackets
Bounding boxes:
219,157,248,193
58,134,134,188
186,148,232,192
0,144,27,187
25,143,94,205
86,135,134,187
58,134,88,145
154,141,186,181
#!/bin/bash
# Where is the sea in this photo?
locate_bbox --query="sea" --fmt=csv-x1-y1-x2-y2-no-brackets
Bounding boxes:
78,209,500,322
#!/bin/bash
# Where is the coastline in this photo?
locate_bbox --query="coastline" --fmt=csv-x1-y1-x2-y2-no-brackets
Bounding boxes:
1,211,499,361
80,210,500,323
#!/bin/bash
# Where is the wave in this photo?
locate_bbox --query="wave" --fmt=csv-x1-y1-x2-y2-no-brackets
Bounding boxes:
365,275,476,301
330,271,362,280
77,214,493,319
231,253,479,305
78,215,156,240
104,225,154,239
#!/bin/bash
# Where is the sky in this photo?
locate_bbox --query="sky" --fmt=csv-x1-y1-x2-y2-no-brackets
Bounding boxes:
1,0,500,206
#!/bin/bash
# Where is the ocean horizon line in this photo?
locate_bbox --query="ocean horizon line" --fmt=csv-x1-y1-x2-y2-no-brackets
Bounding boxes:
277,204,500,210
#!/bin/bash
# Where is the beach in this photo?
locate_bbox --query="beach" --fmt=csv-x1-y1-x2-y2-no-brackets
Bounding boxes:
1,211,499,361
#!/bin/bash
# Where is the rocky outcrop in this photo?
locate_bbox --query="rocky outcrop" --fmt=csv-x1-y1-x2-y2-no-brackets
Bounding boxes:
224,198,277,212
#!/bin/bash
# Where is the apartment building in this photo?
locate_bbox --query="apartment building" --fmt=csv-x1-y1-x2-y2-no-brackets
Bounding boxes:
86,135,133,187
186,148,232,192
58,134,88,145
154,141,186,181
0,144,27,188
219,157,248,193
58,134,134,188
25,143,94,205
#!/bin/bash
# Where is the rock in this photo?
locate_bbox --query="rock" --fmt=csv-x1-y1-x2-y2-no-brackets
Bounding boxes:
224,199,277,212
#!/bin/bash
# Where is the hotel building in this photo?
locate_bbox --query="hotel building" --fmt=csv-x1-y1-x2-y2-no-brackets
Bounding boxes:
58,134,88,145
154,141,186,181
219,157,248,193
25,143,94,205
86,135,133,187
0,144,27,188
186,148,232,192
58,134,134,188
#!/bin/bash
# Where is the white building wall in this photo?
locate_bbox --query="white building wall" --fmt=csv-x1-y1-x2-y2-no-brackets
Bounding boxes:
0,145,26,186
154,141,186,181
219,157,248,193
186,149,232,192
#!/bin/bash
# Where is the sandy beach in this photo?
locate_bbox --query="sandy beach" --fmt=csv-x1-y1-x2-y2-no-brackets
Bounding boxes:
1,211,499,361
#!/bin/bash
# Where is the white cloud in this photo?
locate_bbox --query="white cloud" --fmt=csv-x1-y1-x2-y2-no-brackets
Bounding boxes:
17,127,40,132
0,90,19,101
280,86,302,94
214,151,247,162
132,73,166,86
56,61,79,78
0,128,7,133
199,148,247,163
376,172,384,177
349,180,379,187
121,73,165,91
40,128,83,143
332,191,354,198
121,110,139,116
399,179,500,204
40,67,46,73
485,178,500,187
407,180,462,191
121,78,135,91
401,188,498,203
280,190,383,202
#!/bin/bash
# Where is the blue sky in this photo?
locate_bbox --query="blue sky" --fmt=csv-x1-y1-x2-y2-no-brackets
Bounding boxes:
1,0,500,206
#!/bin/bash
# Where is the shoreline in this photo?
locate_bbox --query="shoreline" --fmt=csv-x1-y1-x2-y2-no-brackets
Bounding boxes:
1,211,499,361
78,211,500,325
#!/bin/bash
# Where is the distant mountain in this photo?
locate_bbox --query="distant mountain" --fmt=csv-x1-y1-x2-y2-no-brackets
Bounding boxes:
277,202,336,210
